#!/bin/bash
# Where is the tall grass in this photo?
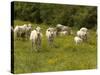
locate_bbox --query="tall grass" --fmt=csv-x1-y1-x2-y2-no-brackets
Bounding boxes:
13,20,97,74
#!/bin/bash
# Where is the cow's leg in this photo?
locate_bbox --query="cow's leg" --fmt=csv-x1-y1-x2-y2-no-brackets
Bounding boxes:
32,40,34,50
50,37,54,48
38,39,41,52
48,39,51,48
36,41,40,52
34,41,38,52
51,40,54,48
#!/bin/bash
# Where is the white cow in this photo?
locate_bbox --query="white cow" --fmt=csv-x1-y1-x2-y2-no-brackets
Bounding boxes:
80,27,88,32
46,27,55,47
56,24,72,35
14,24,27,40
74,36,83,44
59,31,68,36
56,24,64,35
77,30,87,41
30,26,42,51
56,24,63,29
26,24,32,39
14,25,21,40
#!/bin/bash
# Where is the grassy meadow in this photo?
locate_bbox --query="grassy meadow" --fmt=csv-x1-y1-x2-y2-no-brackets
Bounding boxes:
13,20,97,74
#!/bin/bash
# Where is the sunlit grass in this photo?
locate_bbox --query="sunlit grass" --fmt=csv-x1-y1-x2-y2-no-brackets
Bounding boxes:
13,20,97,74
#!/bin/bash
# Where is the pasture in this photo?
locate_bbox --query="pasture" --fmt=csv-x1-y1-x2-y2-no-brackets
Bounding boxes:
13,20,97,74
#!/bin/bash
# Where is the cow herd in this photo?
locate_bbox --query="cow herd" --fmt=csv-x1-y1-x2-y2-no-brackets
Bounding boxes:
12,24,89,51
14,24,32,40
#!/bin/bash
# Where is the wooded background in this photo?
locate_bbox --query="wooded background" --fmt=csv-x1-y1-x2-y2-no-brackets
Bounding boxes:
13,2,97,29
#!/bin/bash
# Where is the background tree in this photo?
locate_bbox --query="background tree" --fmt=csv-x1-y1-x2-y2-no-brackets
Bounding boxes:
13,2,97,29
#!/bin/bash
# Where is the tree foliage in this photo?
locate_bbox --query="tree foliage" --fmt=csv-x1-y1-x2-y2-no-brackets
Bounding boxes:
13,2,97,29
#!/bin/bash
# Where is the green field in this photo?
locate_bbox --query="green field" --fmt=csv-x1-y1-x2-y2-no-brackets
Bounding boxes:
13,20,97,74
